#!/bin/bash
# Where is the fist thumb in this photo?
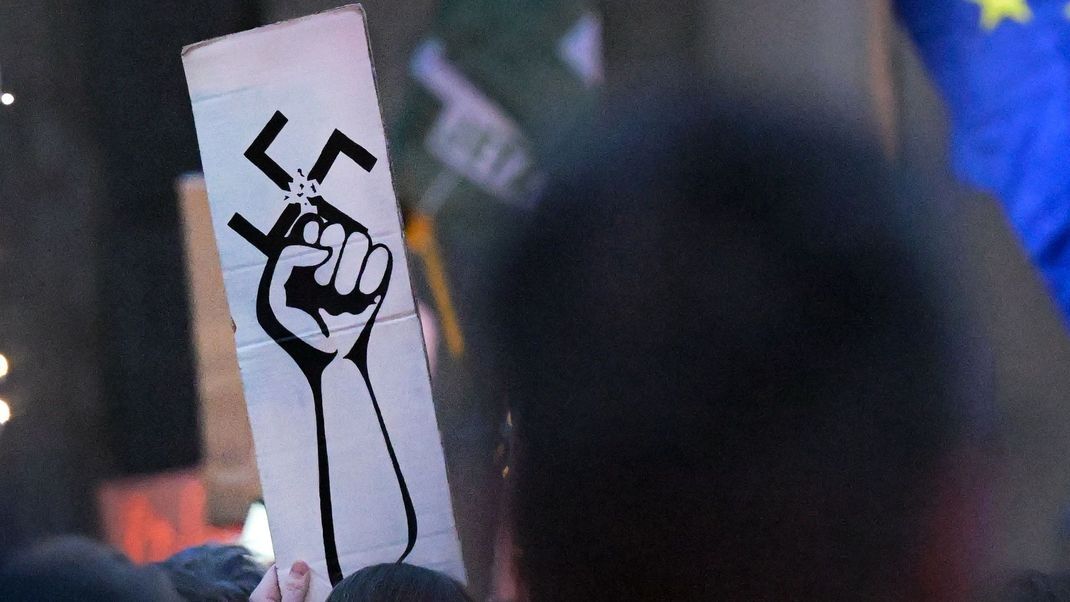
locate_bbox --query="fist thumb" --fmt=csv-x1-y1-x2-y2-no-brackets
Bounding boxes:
281,245,331,267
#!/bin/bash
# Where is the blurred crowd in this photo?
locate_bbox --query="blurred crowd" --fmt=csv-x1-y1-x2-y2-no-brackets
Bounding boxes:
0,87,1050,601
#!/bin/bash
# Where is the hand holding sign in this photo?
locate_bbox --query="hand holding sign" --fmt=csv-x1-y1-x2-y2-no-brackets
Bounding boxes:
183,9,465,597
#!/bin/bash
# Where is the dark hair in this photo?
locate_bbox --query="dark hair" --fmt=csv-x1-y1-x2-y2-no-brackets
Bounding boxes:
154,544,265,601
0,536,180,601
326,563,471,602
997,571,1070,602
495,92,986,600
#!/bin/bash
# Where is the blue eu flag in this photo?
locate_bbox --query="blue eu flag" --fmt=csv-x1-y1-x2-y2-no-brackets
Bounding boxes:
896,0,1070,324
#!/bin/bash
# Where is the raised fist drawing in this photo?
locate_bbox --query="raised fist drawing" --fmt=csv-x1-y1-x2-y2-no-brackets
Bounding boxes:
227,111,416,587
253,199,393,376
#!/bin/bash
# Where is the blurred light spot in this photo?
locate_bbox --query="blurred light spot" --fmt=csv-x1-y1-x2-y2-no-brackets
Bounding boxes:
0,93,13,106
0,399,10,425
239,501,274,564
0,354,7,379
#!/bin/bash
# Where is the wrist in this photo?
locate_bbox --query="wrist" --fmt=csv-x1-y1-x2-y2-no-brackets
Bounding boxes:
322,353,363,386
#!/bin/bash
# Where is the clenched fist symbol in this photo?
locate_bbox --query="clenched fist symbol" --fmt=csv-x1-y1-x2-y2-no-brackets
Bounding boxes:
227,111,416,587
252,199,392,376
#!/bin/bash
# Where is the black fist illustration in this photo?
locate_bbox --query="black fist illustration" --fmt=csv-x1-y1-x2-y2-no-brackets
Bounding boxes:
260,205,392,370
226,111,416,587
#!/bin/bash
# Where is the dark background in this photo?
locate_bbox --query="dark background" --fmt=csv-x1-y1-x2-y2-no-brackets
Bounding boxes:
0,0,1068,581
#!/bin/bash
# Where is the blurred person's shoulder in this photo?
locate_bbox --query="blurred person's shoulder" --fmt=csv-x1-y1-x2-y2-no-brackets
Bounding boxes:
0,535,182,602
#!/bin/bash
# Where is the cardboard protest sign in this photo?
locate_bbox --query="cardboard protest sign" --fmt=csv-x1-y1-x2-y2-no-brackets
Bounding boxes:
177,175,260,526
181,6,465,599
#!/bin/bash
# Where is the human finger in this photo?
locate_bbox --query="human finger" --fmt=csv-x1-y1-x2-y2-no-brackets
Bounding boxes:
280,561,311,602
249,565,281,602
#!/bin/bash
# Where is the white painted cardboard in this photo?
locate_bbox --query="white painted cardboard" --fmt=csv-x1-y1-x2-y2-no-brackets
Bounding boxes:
181,6,465,600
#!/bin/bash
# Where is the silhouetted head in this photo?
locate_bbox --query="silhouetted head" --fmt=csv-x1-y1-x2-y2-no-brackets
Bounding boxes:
0,536,180,601
154,544,264,601
996,570,1070,602
326,563,470,602
495,91,992,601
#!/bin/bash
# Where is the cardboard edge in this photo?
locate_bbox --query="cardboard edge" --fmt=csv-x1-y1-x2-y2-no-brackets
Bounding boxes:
180,3,365,57
355,8,471,585
180,2,468,582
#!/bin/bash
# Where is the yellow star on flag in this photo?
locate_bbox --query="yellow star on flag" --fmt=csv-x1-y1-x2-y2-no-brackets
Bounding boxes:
969,0,1033,30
